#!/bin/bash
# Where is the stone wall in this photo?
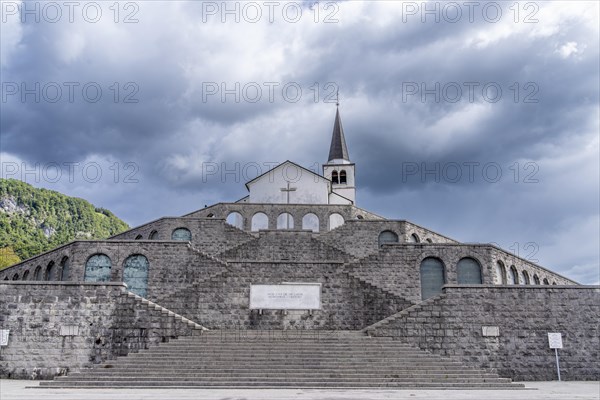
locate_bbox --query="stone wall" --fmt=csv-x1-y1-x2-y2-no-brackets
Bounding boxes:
366,285,600,381
217,230,350,262
0,282,203,379
184,203,384,232
316,220,459,259
155,260,412,330
108,217,257,254
489,246,573,285
347,244,575,304
0,241,225,297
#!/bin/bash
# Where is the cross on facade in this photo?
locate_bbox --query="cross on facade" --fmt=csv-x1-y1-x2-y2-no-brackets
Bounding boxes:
280,181,297,229
280,181,297,204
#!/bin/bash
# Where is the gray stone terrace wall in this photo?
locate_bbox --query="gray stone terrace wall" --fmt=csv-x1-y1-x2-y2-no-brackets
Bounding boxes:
317,220,459,259
0,241,225,298
154,260,413,331
347,244,575,304
184,203,384,232
108,217,257,255
0,282,203,380
366,285,600,381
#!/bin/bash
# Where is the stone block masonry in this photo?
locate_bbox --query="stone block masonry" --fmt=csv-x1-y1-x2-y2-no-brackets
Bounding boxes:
366,285,600,381
0,282,204,379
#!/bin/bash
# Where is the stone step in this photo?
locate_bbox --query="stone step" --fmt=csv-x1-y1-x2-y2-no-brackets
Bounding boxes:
128,343,435,350
90,364,481,372
138,348,428,353
105,360,470,367
40,381,525,388
121,353,459,360
41,331,521,389
179,338,392,345
90,360,482,372
157,343,413,348
47,376,513,383
64,371,502,378
126,355,449,361
183,332,384,339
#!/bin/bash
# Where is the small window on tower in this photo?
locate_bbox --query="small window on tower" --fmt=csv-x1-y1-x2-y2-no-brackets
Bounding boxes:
340,170,347,184
331,171,339,184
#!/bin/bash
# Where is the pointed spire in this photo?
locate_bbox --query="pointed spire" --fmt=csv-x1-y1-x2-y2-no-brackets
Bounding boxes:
327,105,350,162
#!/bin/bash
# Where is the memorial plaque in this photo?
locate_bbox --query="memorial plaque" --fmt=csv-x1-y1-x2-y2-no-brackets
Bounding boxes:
482,326,500,337
250,283,321,310
59,325,80,336
0,330,9,346
548,332,563,349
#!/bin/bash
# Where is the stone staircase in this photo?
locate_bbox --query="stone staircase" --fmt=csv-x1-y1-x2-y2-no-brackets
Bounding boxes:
40,330,524,389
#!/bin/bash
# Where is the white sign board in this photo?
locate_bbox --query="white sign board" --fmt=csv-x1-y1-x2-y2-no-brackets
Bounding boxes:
548,333,563,349
482,326,500,337
59,325,80,336
250,283,321,310
0,330,9,346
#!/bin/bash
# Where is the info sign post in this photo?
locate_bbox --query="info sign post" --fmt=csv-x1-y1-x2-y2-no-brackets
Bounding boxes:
548,332,563,381
0,329,9,360
0,330,9,346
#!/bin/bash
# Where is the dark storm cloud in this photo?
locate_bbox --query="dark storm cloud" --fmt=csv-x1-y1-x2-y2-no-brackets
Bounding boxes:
1,1,598,283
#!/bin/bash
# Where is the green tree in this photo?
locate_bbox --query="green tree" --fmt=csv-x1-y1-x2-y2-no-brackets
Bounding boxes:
0,247,21,270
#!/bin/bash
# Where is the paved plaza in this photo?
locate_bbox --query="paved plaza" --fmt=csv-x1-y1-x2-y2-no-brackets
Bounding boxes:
1,380,599,400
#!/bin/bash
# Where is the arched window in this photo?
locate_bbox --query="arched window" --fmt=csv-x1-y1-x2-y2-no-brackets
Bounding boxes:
495,261,507,284
171,228,192,241
60,257,70,281
226,212,244,230
509,266,518,285
328,213,344,231
543,278,549,285
420,257,445,300
3,277,7,281
331,171,339,184
22,270,29,281
302,213,319,232
45,261,56,281
276,213,294,229
135,234,143,240
123,254,149,297
33,266,42,281
206,213,215,218
149,230,159,240
339,170,347,184
251,212,269,231
84,254,112,282
457,257,483,284
12,273,19,280
522,271,530,285
552,281,557,285
378,230,399,247
425,238,433,243
356,215,364,220
408,233,420,243
533,274,540,285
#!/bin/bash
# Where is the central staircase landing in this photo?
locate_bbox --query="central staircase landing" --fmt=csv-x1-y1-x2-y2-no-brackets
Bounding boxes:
40,330,524,389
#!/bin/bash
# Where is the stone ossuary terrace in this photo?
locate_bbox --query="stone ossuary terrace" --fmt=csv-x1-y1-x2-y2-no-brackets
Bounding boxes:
0,108,598,388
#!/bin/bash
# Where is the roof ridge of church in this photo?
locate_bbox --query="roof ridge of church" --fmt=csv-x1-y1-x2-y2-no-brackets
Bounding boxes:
244,160,330,190
328,107,350,162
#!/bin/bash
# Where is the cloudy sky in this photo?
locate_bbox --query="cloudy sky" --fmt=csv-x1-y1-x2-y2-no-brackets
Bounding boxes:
1,1,598,284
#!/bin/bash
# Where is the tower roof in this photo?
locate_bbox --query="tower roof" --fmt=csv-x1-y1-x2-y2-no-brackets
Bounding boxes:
327,107,350,162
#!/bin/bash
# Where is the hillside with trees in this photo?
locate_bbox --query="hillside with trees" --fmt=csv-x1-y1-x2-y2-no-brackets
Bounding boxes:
0,179,129,269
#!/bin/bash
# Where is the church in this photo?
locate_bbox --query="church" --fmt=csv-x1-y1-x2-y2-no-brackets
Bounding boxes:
0,108,598,388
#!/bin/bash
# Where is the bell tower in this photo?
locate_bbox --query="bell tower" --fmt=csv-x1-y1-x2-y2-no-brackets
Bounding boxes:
323,103,356,204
